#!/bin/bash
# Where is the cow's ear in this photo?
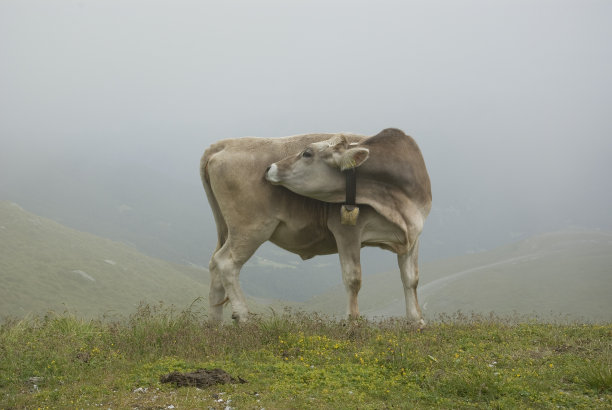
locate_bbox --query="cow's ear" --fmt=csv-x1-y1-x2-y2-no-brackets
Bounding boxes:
339,147,370,171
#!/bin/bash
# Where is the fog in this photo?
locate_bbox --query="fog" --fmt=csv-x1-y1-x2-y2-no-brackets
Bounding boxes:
1,1,611,291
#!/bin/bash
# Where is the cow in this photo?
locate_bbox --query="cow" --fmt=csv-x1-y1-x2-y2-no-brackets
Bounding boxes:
200,128,432,325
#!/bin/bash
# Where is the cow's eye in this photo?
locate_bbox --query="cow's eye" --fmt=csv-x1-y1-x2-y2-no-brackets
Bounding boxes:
302,150,313,158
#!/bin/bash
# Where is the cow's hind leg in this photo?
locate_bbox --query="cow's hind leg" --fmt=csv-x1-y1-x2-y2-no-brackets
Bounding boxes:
209,242,249,322
209,226,275,323
398,238,425,328
208,244,227,323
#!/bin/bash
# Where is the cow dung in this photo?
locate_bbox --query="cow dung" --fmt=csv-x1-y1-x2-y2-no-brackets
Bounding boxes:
160,368,246,388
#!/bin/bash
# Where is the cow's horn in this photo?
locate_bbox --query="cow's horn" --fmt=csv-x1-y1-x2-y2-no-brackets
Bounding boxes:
328,134,348,148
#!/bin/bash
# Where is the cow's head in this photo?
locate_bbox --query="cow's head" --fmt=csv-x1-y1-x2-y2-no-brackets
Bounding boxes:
265,134,370,202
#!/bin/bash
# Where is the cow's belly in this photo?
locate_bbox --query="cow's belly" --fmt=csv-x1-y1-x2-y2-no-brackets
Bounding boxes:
269,221,338,260
359,206,408,253
269,205,408,258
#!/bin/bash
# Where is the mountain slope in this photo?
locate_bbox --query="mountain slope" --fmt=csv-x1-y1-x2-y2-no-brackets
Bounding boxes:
3,200,610,322
303,230,612,322
0,201,213,318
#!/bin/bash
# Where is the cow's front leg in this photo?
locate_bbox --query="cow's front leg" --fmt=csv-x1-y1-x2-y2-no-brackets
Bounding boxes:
398,238,425,328
334,232,363,319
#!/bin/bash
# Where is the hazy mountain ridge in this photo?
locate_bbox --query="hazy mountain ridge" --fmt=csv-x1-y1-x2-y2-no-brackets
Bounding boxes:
0,200,214,318
1,138,606,303
302,229,612,322
2,201,610,322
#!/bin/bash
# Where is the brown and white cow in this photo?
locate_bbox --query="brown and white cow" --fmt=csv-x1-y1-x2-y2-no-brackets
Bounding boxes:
200,128,431,325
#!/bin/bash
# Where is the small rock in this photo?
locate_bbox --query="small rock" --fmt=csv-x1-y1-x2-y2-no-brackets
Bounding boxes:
27,377,43,392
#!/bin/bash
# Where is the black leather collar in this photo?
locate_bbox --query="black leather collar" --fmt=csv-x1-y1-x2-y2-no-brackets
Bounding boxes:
344,168,356,207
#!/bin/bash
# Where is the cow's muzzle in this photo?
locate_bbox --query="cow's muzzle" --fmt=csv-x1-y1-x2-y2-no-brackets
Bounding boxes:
265,163,281,184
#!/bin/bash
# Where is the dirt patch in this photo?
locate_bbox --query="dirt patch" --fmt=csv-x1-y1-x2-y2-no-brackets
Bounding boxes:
160,369,246,388
75,351,90,363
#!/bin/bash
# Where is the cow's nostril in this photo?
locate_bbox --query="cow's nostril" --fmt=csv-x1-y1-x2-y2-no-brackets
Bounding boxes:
265,165,271,174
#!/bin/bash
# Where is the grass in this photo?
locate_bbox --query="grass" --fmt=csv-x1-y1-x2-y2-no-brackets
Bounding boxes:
1,302,611,409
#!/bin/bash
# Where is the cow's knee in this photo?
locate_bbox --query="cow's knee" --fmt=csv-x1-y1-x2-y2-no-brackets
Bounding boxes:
343,264,361,292
404,274,418,291
342,266,361,318
344,275,361,293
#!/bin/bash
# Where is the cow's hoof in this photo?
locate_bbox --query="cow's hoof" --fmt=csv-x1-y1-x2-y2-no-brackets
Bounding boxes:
231,312,249,324
208,309,223,323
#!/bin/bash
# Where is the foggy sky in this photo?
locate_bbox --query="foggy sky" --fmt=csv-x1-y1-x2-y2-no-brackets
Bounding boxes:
1,1,612,259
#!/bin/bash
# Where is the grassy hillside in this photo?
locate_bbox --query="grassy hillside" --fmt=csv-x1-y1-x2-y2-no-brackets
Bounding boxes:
305,230,612,322
1,308,610,408
3,199,610,323
0,200,214,318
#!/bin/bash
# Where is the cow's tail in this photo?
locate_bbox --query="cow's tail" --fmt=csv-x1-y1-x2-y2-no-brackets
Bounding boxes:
200,145,228,251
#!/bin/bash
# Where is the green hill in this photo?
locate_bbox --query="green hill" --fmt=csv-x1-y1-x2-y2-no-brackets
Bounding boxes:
304,229,612,322
0,200,214,319
3,200,610,323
